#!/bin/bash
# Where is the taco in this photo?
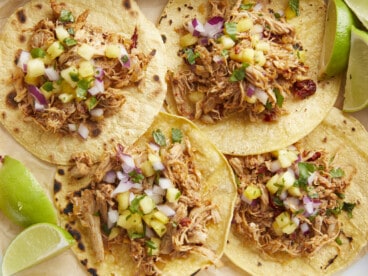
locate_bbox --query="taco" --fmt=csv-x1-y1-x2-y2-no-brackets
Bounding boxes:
0,0,167,165
224,107,368,275
158,0,341,155
53,112,238,275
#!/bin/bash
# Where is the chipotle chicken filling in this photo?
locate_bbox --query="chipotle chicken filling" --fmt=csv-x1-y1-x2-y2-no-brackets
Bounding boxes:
168,0,316,123
69,128,220,275
227,144,356,257
13,0,151,138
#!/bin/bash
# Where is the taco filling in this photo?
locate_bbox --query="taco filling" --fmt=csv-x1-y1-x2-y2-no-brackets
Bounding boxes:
13,0,151,138
168,0,316,123
227,143,356,256
64,128,221,275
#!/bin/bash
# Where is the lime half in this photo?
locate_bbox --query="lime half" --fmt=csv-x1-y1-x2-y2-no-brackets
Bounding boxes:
343,26,368,112
0,155,57,227
318,0,355,79
344,0,368,30
1,223,75,276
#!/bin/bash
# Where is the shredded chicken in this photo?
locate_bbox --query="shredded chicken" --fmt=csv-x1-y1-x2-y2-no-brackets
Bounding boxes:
68,134,219,275
227,144,355,257
169,0,316,123
13,1,151,135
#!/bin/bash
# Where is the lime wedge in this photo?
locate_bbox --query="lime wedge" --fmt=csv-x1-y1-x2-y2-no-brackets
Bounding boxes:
0,155,57,227
344,0,368,30
343,26,368,112
318,0,355,79
1,223,75,276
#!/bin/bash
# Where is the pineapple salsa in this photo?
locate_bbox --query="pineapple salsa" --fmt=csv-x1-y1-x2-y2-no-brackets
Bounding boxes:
227,144,356,256
69,127,220,274
13,2,150,138
168,1,316,123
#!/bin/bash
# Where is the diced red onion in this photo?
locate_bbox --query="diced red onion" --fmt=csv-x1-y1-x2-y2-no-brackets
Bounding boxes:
247,84,256,97
307,171,316,185
119,153,136,173
145,225,155,238
88,79,104,95
268,160,281,172
202,16,224,38
152,160,165,171
45,67,60,81
213,55,223,63
241,194,253,205
300,222,309,233
94,66,104,80
34,101,45,111
254,88,269,105
148,142,160,152
103,170,116,183
90,108,103,117
111,181,134,196
153,185,166,196
116,171,129,182
151,194,164,204
279,190,287,200
158,178,173,189
129,192,135,203
17,50,30,72
68,123,77,132
157,204,176,217
283,197,300,211
132,183,143,190
187,18,205,37
252,24,264,34
107,208,119,228
303,196,314,215
253,3,263,12
312,200,321,209
77,123,89,139
28,85,47,106
291,216,300,227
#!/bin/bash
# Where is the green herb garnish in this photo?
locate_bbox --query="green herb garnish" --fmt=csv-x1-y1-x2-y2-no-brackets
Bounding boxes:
42,81,54,92
30,48,46,58
274,88,284,107
64,37,77,47
330,167,345,178
129,195,145,214
59,9,75,23
229,63,249,82
288,0,300,16
294,162,316,190
225,22,238,41
240,3,254,10
129,170,145,183
342,202,356,218
184,48,200,65
86,96,98,111
153,129,166,146
171,128,183,143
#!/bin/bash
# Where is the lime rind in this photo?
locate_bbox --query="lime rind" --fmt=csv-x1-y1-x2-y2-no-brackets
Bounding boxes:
343,26,368,112
344,0,368,30
1,223,75,276
318,0,355,79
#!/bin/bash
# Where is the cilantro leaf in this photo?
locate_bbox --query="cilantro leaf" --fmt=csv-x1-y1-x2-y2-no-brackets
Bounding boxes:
59,9,75,23
129,195,145,214
240,3,254,10
229,63,249,82
171,128,183,143
152,129,166,146
225,22,238,41
330,167,345,178
184,48,200,65
342,202,356,218
129,170,145,183
294,162,316,190
288,0,300,16
274,88,284,107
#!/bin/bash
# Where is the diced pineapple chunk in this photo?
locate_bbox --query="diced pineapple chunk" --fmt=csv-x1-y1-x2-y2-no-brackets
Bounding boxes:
282,222,298,234
150,219,167,237
140,160,155,177
60,66,78,88
108,227,120,240
220,35,235,49
105,44,121,58
153,210,169,224
275,212,291,229
240,48,255,64
243,184,262,200
47,41,64,59
142,212,154,226
60,80,75,94
180,33,198,48
288,186,302,197
245,94,257,104
285,6,297,20
166,187,181,203
147,237,161,256
266,174,280,194
58,93,74,103
78,43,95,60
24,74,40,86
139,196,156,215
237,18,253,32
277,149,298,168
279,169,295,190
117,191,130,213
296,50,306,63
272,220,283,236
254,50,266,66
117,210,144,235
255,41,271,53
188,91,204,103
27,58,45,78
78,61,94,78
55,25,70,42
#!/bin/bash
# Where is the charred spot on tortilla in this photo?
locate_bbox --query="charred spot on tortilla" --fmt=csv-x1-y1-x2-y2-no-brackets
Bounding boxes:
153,74,160,82
190,269,201,276
323,254,338,270
87,268,98,276
35,3,43,9
5,91,18,109
81,259,88,266
16,9,26,24
161,34,167,43
1,112,6,120
63,202,74,215
122,0,131,10
13,127,20,134
18,34,26,43
257,262,262,267
66,224,82,241
149,49,157,57
53,179,62,193
351,127,356,132
57,168,65,175
78,241,85,251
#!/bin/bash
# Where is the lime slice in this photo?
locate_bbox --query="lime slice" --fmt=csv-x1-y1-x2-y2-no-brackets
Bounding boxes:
318,0,355,79
1,223,75,276
343,26,368,112
0,155,57,227
344,0,368,30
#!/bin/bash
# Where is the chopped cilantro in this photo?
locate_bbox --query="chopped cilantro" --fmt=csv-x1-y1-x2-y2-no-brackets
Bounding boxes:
330,167,345,178
184,48,200,65
152,129,166,146
69,72,79,82
129,195,145,214
274,12,281,20
229,63,249,82
121,55,129,64
129,170,145,183
67,27,75,35
86,96,98,111
240,3,254,10
221,49,229,57
76,87,87,100
265,100,273,110
145,239,157,256
64,37,77,47
336,192,345,199
78,79,91,90
59,9,75,23
326,205,342,217
30,47,46,58
294,162,316,190
129,231,144,239
274,88,284,107
225,22,238,41
171,128,183,143
335,236,342,245
42,81,54,92
288,0,300,16
342,202,356,218
272,196,284,207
